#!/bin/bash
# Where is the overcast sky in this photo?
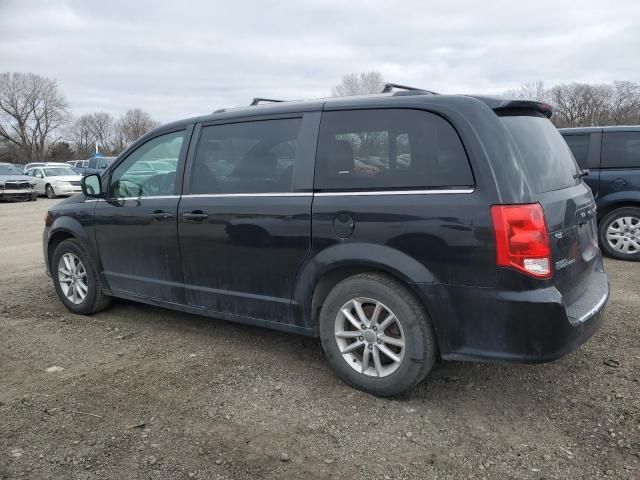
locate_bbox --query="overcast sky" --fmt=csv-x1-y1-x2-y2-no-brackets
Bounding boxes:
1,0,639,123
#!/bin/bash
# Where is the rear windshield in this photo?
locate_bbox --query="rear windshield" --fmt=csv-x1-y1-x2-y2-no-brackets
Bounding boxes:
500,113,580,193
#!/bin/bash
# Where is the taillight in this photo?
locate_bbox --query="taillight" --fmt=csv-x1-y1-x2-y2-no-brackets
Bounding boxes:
490,203,552,279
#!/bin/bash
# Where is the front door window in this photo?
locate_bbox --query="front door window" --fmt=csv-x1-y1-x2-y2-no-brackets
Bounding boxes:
109,131,185,198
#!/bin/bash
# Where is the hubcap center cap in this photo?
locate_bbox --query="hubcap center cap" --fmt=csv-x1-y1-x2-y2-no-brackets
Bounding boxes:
363,329,377,344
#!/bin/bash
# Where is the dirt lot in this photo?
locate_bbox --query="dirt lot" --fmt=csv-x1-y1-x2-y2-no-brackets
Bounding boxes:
1,198,639,480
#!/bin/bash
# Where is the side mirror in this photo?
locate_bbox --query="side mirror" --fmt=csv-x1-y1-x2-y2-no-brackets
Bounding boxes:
82,174,103,198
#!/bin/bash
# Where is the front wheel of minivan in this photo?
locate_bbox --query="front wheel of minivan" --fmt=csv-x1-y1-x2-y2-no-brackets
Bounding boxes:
51,239,112,315
598,207,640,261
319,273,437,397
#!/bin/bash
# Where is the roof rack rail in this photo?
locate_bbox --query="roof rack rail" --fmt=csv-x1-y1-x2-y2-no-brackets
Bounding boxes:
381,83,438,95
250,97,285,106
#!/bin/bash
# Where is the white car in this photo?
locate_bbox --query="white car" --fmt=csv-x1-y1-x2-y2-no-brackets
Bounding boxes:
25,165,83,198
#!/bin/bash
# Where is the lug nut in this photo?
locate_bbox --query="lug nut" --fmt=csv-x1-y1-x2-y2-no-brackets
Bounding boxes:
372,326,377,331
360,324,365,330
377,339,382,344
358,336,364,341
368,344,373,350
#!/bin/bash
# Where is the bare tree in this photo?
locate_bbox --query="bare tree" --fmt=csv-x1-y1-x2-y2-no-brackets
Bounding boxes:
505,80,640,128
0,72,69,162
87,111,115,153
114,108,159,151
609,81,640,125
548,83,612,127
332,71,386,97
67,114,97,157
505,80,547,101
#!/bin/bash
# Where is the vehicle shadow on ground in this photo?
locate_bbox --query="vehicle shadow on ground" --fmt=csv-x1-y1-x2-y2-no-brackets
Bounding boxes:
102,297,591,410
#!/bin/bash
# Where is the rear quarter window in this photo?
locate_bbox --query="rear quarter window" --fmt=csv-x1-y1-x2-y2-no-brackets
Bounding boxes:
562,134,590,170
601,132,640,168
314,109,473,191
501,113,580,193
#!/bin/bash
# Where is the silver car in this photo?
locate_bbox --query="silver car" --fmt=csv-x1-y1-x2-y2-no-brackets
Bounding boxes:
25,165,83,198
0,163,37,201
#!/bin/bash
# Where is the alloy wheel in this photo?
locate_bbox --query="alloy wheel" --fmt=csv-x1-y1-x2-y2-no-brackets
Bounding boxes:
606,216,640,255
334,297,405,378
57,253,88,304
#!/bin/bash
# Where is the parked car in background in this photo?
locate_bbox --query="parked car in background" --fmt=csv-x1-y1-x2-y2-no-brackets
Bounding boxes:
560,126,640,261
26,165,82,198
65,160,89,175
0,162,36,201
43,86,609,396
84,156,116,176
24,162,47,171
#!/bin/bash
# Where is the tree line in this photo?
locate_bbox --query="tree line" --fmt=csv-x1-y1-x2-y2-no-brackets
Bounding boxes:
2,71,638,164
0,72,159,164
505,80,640,128
333,73,640,129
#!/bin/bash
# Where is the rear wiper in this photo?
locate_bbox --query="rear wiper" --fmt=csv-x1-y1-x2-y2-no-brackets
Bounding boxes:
574,169,590,179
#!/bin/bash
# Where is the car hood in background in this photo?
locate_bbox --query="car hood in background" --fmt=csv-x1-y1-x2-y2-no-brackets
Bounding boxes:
0,174,34,183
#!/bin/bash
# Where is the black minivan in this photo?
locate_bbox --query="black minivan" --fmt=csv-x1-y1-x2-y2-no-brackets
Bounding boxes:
43,86,609,396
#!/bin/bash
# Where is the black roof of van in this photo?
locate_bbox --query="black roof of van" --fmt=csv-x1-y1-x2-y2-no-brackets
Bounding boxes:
157,91,553,133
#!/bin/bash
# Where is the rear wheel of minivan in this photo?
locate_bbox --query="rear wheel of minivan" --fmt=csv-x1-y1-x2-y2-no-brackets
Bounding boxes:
319,273,437,397
51,239,112,315
598,207,640,261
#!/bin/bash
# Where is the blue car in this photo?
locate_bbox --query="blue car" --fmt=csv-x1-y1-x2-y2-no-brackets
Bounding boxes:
561,126,640,261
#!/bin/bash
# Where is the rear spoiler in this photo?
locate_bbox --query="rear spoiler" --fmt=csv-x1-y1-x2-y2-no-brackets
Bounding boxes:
468,96,553,119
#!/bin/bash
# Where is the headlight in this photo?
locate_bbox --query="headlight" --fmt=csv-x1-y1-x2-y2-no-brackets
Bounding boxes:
0,182,4,188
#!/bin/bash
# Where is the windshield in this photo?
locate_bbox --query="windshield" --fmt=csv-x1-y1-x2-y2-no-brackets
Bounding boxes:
500,113,580,193
43,167,77,177
0,165,23,175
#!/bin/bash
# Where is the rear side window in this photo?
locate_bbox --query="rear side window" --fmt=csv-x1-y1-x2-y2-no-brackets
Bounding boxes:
314,109,473,191
501,113,580,193
190,118,301,194
601,132,640,168
563,134,590,170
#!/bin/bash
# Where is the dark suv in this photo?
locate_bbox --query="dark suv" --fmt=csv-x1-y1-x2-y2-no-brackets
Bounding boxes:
43,86,609,396
560,126,640,261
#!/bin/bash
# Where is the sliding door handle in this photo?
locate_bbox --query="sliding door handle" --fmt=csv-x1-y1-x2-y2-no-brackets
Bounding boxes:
182,211,209,222
149,211,173,220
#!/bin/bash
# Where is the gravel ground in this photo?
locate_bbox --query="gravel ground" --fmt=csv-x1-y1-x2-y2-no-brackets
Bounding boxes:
1,198,639,480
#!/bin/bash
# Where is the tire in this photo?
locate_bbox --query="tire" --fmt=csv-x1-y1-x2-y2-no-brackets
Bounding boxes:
51,239,112,315
319,273,437,397
598,207,640,261
46,184,56,199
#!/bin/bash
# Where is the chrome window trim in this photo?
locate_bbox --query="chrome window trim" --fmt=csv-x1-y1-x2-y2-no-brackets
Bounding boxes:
85,195,181,202
85,189,475,202
183,192,313,198
314,188,475,196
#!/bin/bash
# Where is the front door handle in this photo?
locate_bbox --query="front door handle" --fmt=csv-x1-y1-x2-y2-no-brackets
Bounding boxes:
149,210,173,220
182,211,209,222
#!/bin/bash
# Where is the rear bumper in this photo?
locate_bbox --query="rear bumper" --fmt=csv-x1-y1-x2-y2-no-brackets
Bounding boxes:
420,263,609,364
55,186,82,196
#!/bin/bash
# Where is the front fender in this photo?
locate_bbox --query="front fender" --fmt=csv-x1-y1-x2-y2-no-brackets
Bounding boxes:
46,205,104,284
